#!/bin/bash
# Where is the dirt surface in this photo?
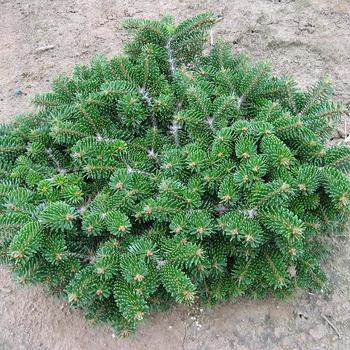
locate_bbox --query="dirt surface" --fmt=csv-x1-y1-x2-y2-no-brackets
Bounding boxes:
1,0,350,349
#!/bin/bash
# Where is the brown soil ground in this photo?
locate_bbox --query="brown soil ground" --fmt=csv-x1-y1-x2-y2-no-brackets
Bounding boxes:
1,1,350,349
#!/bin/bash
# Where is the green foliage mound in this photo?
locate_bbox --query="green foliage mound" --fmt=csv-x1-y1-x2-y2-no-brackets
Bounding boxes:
1,13,350,335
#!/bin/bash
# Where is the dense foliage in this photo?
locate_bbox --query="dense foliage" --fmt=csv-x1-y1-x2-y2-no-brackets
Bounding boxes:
0,13,349,336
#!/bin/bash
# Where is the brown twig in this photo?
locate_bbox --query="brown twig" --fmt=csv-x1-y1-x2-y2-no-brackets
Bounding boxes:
322,314,341,339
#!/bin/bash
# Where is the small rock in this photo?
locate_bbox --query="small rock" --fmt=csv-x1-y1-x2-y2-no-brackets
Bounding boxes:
35,45,55,53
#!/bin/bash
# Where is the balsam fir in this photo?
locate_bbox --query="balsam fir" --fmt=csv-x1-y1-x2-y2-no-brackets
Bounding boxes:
0,13,349,336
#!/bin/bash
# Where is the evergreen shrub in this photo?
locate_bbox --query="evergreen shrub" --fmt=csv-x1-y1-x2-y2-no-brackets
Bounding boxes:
1,13,350,335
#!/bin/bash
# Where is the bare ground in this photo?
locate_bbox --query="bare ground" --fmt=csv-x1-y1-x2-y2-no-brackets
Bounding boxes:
1,1,350,349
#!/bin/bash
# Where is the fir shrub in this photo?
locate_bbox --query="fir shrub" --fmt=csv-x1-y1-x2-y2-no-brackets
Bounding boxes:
0,13,350,335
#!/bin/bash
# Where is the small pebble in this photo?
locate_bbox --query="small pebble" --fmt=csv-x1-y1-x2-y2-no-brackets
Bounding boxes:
35,45,55,53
